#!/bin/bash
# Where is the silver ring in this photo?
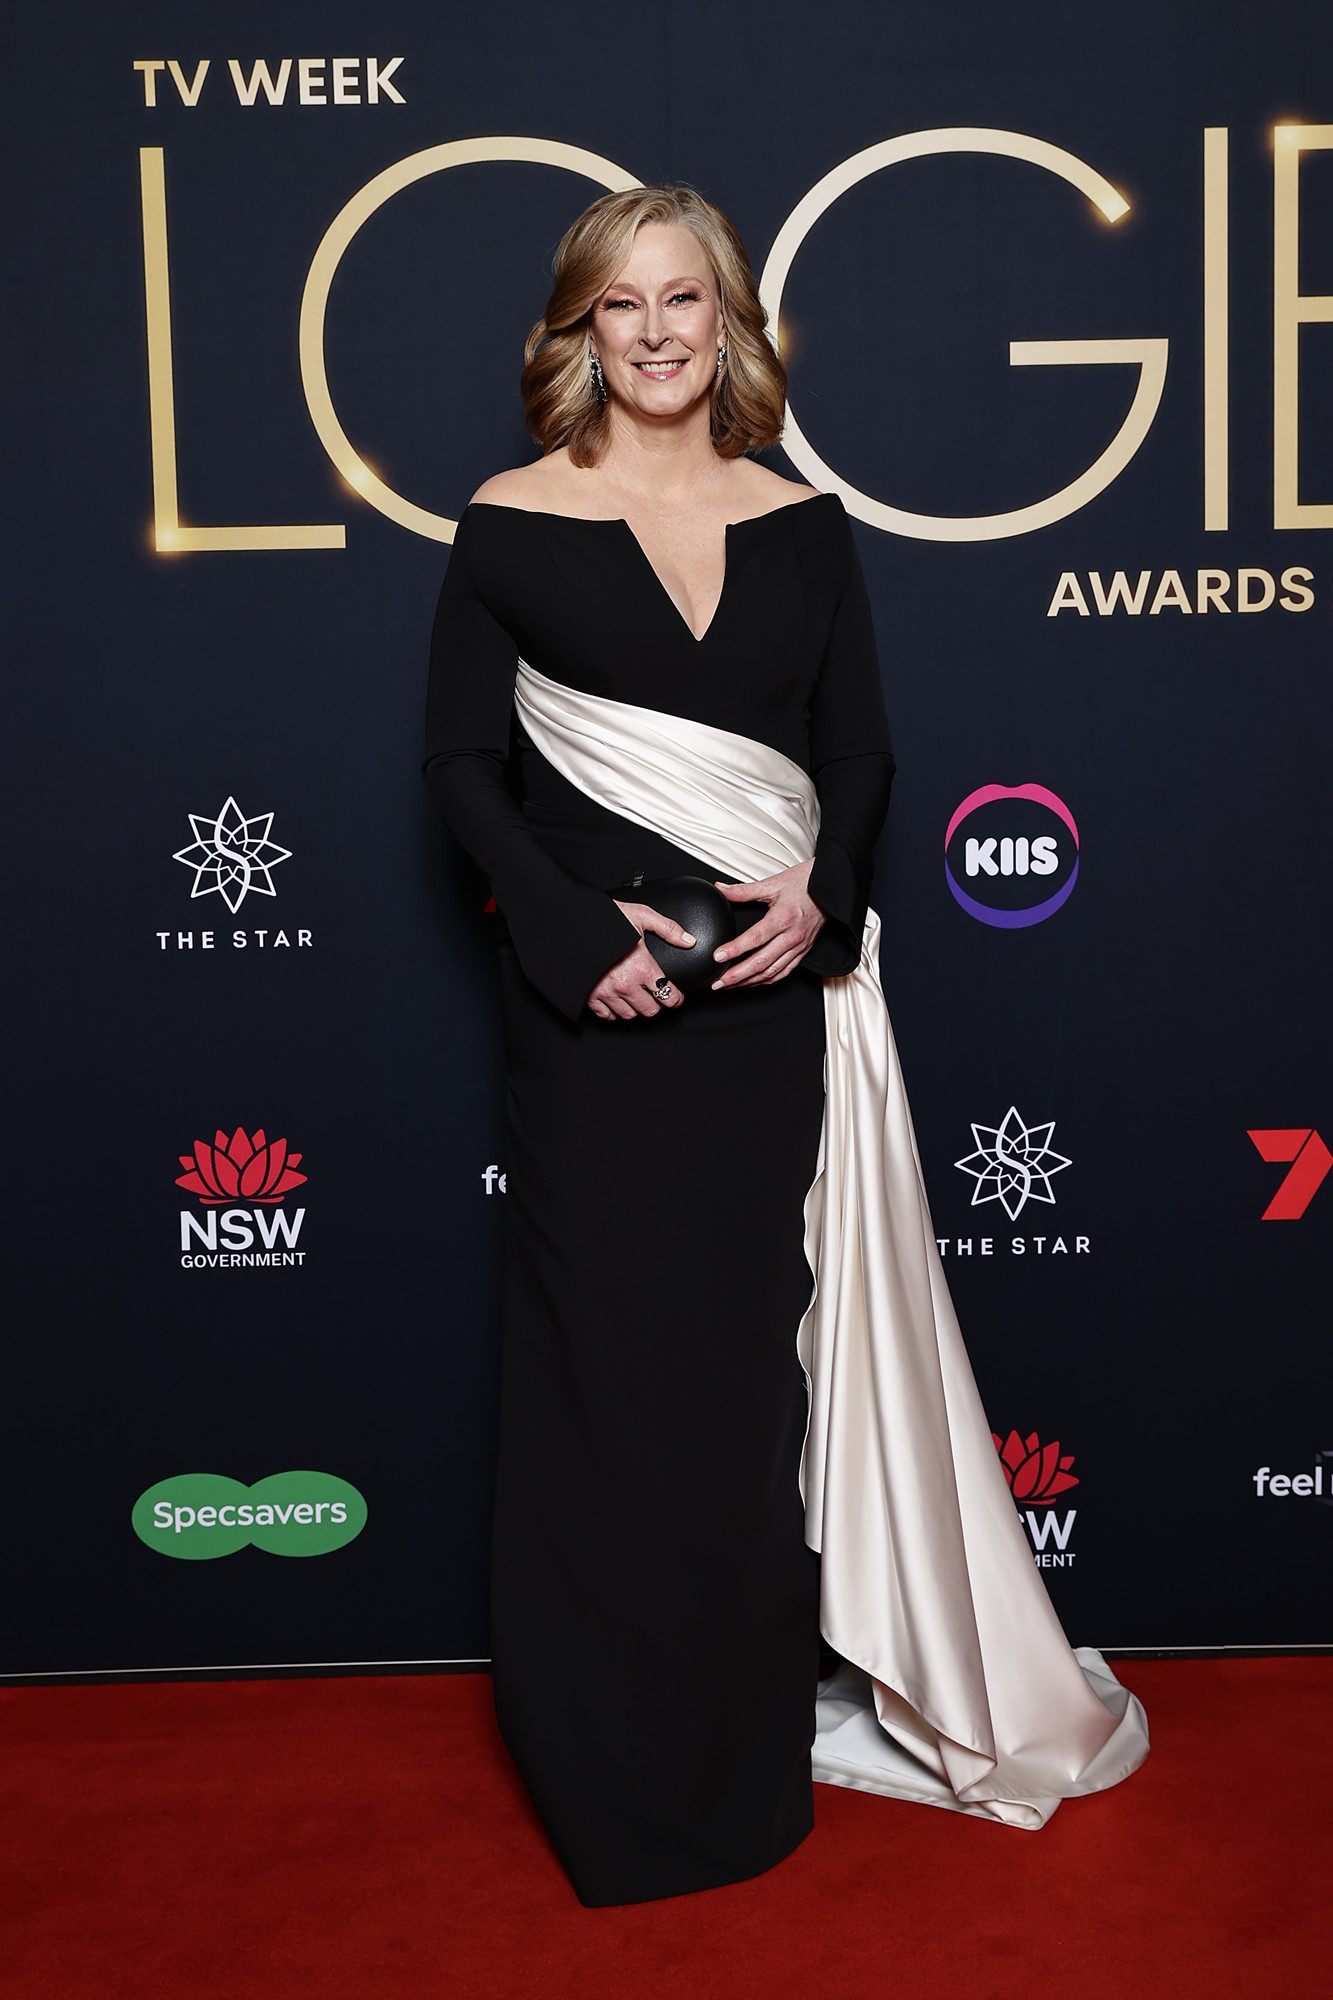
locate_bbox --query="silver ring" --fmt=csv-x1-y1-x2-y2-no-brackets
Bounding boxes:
655,977,671,995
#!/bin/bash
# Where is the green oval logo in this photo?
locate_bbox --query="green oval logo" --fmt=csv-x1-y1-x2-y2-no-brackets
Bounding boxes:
131,1471,367,1560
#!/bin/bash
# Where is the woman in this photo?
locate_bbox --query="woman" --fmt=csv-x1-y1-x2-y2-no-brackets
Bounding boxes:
424,184,1148,1908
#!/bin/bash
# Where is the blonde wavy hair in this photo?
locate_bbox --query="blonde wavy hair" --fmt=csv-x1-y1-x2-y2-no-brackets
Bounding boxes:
521,183,787,466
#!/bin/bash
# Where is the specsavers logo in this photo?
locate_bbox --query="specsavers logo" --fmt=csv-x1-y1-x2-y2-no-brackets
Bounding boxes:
132,1471,367,1559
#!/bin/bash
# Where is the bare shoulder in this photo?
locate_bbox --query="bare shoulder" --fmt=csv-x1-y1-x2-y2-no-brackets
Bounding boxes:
729,462,822,516
468,456,565,511
470,448,630,521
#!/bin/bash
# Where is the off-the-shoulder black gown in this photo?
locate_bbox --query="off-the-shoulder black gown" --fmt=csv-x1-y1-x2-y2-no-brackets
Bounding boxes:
424,491,895,1906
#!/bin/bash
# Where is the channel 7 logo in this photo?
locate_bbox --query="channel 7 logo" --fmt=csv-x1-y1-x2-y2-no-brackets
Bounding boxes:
1246,1129,1331,1220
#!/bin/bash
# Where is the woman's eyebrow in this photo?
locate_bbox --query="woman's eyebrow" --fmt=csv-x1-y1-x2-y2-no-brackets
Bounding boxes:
602,275,709,295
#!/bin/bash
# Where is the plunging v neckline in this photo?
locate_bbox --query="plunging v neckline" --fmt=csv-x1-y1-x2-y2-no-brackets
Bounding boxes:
614,517,735,647
469,493,838,649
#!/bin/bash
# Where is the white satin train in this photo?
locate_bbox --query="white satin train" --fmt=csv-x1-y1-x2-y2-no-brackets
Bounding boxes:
514,657,1149,1827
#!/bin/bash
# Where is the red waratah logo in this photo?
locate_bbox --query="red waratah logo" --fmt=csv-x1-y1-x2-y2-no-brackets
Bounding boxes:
176,1128,308,1206
992,1429,1080,1505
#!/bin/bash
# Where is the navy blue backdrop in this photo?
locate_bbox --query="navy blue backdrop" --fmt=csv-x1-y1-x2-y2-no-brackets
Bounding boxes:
8,0,1331,1679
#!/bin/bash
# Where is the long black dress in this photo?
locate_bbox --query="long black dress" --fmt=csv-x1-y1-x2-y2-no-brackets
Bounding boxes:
424,491,896,1906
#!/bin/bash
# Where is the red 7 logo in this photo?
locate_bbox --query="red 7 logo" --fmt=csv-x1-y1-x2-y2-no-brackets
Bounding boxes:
1246,1129,1332,1220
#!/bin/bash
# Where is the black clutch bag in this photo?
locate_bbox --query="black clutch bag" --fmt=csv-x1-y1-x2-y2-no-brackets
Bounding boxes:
615,872,768,993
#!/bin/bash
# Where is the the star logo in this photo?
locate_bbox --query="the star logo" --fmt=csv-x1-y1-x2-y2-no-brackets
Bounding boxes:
173,796,292,914
954,1105,1072,1219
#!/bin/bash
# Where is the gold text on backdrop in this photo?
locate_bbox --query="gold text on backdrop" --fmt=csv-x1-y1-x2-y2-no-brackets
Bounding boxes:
757,128,1165,543
137,126,1332,552
298,138,640,542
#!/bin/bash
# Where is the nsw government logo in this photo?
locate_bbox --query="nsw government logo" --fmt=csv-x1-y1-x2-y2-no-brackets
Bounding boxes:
177,1126,308,1269
994,1428,1081,1567
945,783,1078,927
158,794,312,952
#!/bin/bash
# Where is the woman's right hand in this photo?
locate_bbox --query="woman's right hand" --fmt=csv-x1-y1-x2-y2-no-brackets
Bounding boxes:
585,900,696,1021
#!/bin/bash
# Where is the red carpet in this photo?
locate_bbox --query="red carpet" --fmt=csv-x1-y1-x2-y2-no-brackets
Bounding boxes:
3,1658,1327,2000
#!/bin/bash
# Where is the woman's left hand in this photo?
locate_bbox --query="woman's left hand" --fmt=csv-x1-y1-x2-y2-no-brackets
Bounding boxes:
710,859,826,989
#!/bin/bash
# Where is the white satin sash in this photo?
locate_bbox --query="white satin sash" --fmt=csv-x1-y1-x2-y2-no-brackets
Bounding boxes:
514,657,1149,1827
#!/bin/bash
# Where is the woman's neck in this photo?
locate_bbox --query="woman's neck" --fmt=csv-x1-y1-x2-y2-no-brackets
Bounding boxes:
595,401,726,506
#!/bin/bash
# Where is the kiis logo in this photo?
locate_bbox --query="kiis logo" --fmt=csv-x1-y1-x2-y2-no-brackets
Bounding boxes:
132,1470,366,1559
945,784,1079,927
993,1428,1080,1567
176,1126,308,1269
1246,1128,1331,1219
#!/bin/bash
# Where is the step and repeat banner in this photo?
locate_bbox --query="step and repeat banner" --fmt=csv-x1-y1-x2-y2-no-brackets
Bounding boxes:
9,0,1330,1678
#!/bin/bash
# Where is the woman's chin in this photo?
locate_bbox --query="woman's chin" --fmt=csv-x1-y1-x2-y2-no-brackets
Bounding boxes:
622,381,706,417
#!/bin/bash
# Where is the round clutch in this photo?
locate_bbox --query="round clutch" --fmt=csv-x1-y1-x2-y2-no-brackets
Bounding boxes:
623,874,766,993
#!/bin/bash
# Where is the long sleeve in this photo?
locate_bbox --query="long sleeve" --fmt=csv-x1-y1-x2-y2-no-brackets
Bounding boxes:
801,514,896,976
423,513,639,1019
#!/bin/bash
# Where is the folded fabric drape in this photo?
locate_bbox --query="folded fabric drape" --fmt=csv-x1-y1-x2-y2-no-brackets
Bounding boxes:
514,656,1149,1827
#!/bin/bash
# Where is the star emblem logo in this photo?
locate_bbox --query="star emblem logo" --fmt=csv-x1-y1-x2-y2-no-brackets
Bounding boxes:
173,797,292,914
954,1105,1072,1220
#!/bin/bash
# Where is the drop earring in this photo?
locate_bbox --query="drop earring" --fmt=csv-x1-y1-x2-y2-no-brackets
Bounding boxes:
716,343,728,376
590,350,606,402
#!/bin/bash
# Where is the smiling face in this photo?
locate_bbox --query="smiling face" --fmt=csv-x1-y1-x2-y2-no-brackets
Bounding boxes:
588,221,725,419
